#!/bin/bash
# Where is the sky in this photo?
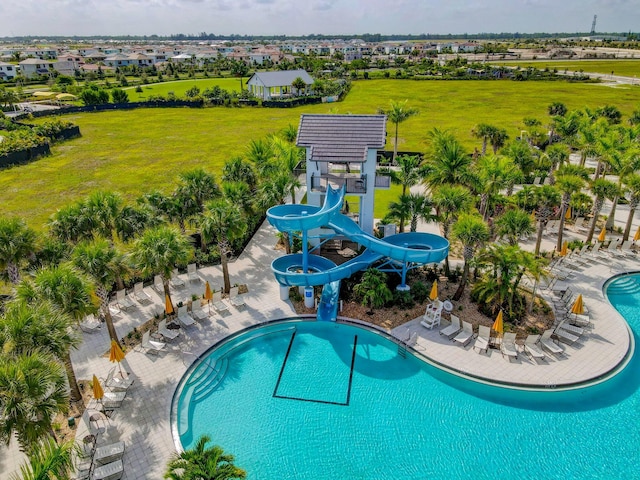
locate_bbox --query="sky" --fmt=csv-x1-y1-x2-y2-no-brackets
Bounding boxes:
1,0,639,38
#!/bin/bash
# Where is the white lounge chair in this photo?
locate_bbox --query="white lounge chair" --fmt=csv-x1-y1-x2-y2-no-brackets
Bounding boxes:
540,329,564,356
229,286,247,308
569,313,592,328
115,289,135,311
153,275,164,293
440,314,461,339
101,391,126,409
93,441,125,466
187,263,200,283
104,368,133,392
133,282,152,304
177,305,196,328
603,238,620,256
141,330,166,354
212,291,229,314
453,321,474,347
170,269,185,288
191,302,209,321
523,334,545,361
473,325,491,354
553,325,579,345
404,331,418,347
614,240,636,258
557,320,583,337
157,318,180,341
80,314,101,333
572,217,585,231
92,458,124,480
500,332,518,359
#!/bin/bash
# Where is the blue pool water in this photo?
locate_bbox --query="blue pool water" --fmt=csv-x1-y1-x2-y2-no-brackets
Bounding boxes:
175,275,640,479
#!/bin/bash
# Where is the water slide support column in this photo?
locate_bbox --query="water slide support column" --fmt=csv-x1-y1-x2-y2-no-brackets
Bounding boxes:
302,211,308,273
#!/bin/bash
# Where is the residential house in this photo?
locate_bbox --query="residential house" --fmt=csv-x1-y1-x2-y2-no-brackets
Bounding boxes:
246,69,314,100
0,62,19,80
19,58,55,78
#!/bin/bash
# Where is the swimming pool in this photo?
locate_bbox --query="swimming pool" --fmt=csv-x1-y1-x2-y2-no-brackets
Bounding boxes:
173,275,640,479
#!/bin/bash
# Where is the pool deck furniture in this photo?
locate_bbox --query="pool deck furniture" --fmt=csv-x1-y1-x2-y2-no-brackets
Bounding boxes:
115,289,135,311
104,368,134,392
141,331,166,355
133,282,152,305
473,325,491,354
539,329,564,356
440,315,461,339
94,441,125,466
157,319,180,341
92,458,123,480
187,263,200,283
171,269,186,288
523,335,546,362
80,314,101,334
177,305,196,328
229,286,247,308
153,275,164,294
191,302,209,321
212,291,230,314
453,321,474,347
500,332,518,360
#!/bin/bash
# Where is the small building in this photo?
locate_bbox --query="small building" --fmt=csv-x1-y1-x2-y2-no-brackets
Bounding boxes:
246,69,314,100
0,62,19,80
297,114,389,235
19,58,55,78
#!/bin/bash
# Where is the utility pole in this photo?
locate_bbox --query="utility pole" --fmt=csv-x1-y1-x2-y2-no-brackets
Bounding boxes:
590,15,597,35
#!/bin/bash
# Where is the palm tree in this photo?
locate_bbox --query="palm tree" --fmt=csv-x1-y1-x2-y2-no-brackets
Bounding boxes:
554,173,586,251
246,138,275,179
603,137,640,231
0,351,68,453
271,136,304,204
532,185,561,256
222,182,255,218
11,437,76,480
15,265,95,403
221,157,257,191
474,155,517,220
201,200,246,294
72,239,124,347
353,269,392,313
494,209,534,246
0,217,37,284
585,179,619,243
378,100,419,160
543,143,571,183
165,435,246,480
432,185,474,276
451,214,489,301
488,127,509,154
83,190,123,242
176,168,221,214
406,193,437,232
388,154,423,196
422,130,476,191
501,140,536,179
387,195,412,233
471,123,494,156
131,226,192,310
622,174,640,242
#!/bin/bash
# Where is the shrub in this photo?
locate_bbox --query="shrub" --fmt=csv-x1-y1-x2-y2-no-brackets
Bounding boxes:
411,281,429,303
393,290,414,309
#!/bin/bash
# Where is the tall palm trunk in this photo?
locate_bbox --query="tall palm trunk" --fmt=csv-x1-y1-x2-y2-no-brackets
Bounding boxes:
605,194,619,231
556,195,570,252
97,284,121,348
586,197,605,243
63,351,82,403
623,197,639,242
453,247,473,301
219,239,231,294
7,261,20,284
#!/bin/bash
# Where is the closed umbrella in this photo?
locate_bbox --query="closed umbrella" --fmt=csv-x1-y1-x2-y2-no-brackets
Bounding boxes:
565,206,572,219
92,374,104,403
570,294,584,315
634,226,640,242
109,339,125,377
429,280,438,301
597,227,607,243
492,310,503,336
204,281,213,313
560,241,568,257
165,294,174,315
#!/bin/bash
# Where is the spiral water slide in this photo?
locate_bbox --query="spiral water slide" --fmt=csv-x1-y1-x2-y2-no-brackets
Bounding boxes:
267,186,449,321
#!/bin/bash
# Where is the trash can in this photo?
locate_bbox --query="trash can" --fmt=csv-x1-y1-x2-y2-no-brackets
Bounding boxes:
304,287,314,308
279,285,290,301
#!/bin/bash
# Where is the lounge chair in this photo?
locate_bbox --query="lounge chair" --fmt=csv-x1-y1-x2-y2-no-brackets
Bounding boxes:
405,331,418,347
80,314,101,333
177,305,196,328
568,313,592,328
157,318,180,341
557,320,584,337
153,275,164,293
473,325,491,354
104,368,133,392
539,329,564,356
523,334,545,361
553,326,579,345
212,291,229,314
614,240,636,258
187,263,200,283
500,332,518,359
603,238,620,256
115,289,135,311
133,282,152,304
141,330,166,355
91,459,124,480
229,286,247,308
440,314,461,339
93,441,125,466
191,302,209,321
572,217,585,231
453,321,474,347
170,269,185,288
101,391,126,409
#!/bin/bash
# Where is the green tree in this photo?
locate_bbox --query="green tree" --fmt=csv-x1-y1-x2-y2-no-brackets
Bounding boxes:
471,123,494,156
622,174,640,242
131,226,192,309
164,435,246,480
11,437,76,480
378,100,419,160
177,168,221,215
474,155,518,220
111,88,129,104
222,157,257,191
406,193,436,232
387,154,422,196
201,199,246,294
585,179,619,243
554,172,586,251
422,129,476,190
532,185,561,256
291,76,307,95
0,217,37,284
353,269,392,313
548,102,567,117
494,209,534,246
451,214,489,301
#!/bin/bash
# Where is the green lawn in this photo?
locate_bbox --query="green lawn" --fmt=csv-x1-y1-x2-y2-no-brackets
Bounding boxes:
123,77,242,100
490,59,640,78
3,79,640,229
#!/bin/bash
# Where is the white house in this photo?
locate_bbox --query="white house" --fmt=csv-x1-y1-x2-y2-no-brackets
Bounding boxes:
246,69,314,101
0,62,19,80
19,58,54,78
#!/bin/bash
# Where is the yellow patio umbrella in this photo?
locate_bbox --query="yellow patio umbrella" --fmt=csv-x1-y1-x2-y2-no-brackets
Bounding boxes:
560,241,568,257
165,294,174,315
429,280,438,301
92,374,104,402
597,227,607,243
204,281,213,302
565,206,572,219
634,225,640,242
492,310,504,336
570,294,584,315
109,339,125,377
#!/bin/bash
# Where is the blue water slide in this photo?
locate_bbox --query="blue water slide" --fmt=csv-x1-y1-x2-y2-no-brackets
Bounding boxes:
267,186,343,232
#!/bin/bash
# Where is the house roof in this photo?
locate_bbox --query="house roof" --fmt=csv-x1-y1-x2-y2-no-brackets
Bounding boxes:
297,114,387,163
247,69,314,88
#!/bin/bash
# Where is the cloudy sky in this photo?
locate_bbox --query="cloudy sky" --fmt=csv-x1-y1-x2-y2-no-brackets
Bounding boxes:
1,0,638,37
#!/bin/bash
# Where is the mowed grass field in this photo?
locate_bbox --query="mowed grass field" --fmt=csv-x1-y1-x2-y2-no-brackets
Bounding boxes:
3,79,640,229
492,59,640,77
123,77,242,100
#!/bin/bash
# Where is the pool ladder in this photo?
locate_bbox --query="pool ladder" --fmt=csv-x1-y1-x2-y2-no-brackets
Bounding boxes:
397,343,407,358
